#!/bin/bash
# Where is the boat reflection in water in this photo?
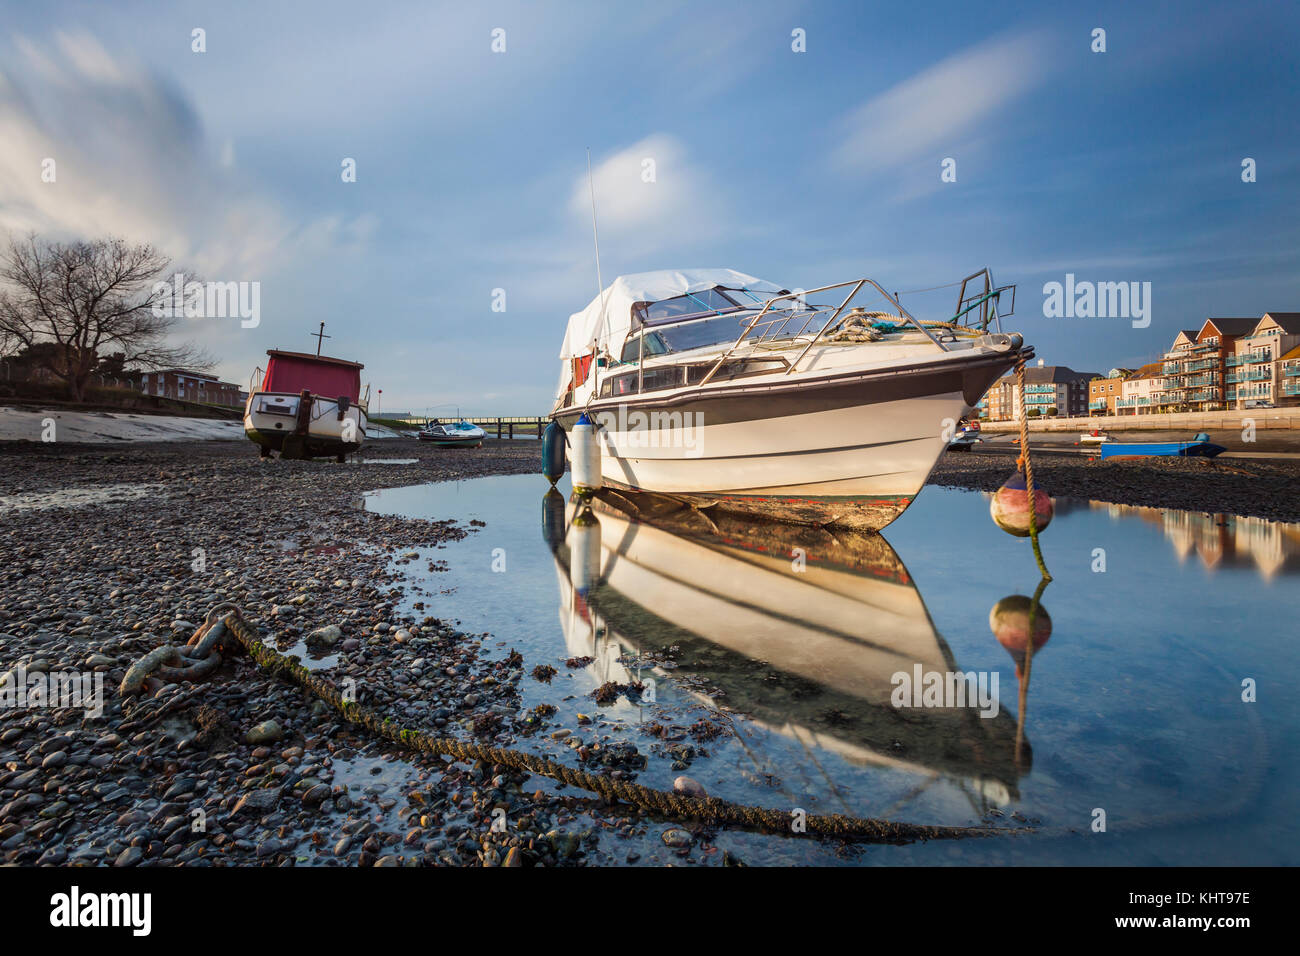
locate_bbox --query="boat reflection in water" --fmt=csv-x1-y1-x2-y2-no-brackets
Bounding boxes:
543,488,1029,807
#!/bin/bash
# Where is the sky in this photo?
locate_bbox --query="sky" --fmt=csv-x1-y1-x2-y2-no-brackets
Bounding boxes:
1,0,1298,414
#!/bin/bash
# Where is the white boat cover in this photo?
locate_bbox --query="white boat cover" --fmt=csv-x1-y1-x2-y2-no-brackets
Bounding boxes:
558,269,784,361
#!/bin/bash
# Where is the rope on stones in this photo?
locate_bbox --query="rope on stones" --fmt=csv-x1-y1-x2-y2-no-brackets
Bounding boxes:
121,607,1030,845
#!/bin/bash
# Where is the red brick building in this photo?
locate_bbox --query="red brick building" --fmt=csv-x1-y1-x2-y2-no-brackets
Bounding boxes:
139,369,244,406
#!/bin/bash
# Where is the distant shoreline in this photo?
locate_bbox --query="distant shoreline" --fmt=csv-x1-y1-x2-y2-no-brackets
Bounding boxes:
928,447,1300,524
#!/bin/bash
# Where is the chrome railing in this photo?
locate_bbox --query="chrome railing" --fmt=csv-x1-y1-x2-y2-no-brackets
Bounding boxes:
954,268,1015,332
599,268,1018,397
698,273,1000,386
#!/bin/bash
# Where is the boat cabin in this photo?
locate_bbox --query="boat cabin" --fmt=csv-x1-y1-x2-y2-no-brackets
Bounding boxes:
262,350,365,403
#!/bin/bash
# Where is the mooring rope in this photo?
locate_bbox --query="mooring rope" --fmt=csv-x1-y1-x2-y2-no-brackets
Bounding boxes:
1015,357,1053,582
118,608,1025,845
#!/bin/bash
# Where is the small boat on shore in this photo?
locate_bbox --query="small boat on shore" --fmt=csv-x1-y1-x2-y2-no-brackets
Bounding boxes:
949,423,982,452
1079,429,1114,445
1099,432,1226,459
549,267,1031,531
244,349,368,461
418,420,485,448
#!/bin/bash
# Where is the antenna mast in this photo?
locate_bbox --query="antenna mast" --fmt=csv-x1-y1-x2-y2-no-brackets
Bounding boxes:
587,148,608,355
311,321,330,356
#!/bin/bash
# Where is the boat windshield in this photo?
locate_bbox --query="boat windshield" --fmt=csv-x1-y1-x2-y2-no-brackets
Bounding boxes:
635,288,742,325
621,314,757,362
619,302,834,362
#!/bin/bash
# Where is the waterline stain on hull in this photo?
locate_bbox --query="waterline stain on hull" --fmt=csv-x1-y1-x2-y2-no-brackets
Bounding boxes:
597,480,915,531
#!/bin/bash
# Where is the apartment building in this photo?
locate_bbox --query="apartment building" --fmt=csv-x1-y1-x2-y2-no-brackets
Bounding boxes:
976,363,1099,420
988,311,1300,419
1225,313,1300,408
1114,362,1163,415
1154,318,1256,412
1149,313,1300,411
1282,344,1300,405
1088,368,1133,415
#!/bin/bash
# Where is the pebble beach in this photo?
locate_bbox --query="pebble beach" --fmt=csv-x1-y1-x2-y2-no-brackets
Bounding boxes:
0,439,574,867
1,437,1296,868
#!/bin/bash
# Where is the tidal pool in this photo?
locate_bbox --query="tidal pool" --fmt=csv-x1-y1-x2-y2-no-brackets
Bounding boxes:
364,474,1298,866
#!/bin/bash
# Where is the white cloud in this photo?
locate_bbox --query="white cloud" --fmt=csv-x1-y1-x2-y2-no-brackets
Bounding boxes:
568,134,725,256
0,32,370,279
831,31,1051,177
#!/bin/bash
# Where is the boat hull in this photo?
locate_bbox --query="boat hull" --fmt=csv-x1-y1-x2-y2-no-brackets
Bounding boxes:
244,391,367,459
418,436,483,448
1100,441,1226,459
554,352,1019,530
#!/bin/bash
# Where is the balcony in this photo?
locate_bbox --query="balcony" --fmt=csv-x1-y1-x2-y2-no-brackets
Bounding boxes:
1285,366,1300,377
1248,351,1273,363
1244,369,1272,382
1185,359,1220,372
1089,400,1108,410
1184,375,1220,387
1226,354,1247,367
1284,382,1300,397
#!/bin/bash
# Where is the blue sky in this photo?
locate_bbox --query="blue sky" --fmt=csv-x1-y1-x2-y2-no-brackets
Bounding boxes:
2,0,1297,413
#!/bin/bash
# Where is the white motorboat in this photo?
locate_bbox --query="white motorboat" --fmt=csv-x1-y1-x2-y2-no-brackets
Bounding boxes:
244,349,368,461
417,420,486,448
1079,429,1115,444
949,419,982,451
550,268,1031,530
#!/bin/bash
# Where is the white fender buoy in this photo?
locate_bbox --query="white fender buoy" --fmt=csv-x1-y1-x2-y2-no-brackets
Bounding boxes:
570,508,602,596
571,413,603,493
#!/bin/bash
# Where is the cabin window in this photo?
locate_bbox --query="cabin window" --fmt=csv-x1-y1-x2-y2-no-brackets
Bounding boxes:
642,367,682,391
684,358,786,383
620,333,670,364
656,314,755,352
597,366,682,398
600,373,637,398
635,288,740,324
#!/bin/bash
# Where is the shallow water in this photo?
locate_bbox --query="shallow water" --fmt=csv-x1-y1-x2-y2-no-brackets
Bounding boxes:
0,482,166,513
364,474,1299,865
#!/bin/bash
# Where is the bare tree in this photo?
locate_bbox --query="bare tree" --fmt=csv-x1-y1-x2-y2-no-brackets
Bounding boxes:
0,233,213,401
